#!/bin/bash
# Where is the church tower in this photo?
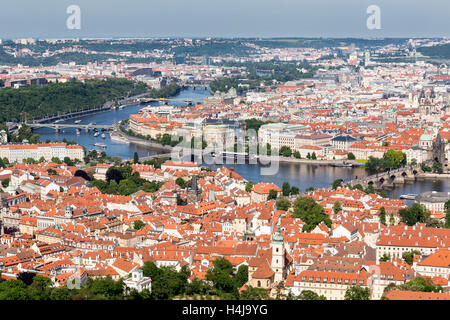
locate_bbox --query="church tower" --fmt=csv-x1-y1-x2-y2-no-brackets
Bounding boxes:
271,218,285,283
65,204,73,219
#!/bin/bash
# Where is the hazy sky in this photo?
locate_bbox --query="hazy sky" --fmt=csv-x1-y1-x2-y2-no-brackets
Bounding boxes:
0,0,449,38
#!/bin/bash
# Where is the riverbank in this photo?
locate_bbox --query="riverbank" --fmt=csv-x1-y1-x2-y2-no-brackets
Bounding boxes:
112,130,173,152
115,131,362,167
418,173,450,179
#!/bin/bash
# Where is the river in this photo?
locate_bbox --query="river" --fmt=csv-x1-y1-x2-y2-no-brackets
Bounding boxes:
34,88,448,198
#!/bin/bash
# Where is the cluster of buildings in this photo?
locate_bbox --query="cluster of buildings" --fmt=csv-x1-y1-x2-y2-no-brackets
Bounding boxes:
0,142,84,163
0,156,448,299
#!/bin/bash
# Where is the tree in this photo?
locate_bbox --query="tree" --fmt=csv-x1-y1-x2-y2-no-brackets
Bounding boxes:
276,197,291,211
112,156,122,166
74,169,90,181
134,220,146,230
245,182,254,193
291,197,331,232
206,258,237,296
445,199,450,228
333,201,342,215
399,203,430,226
402,250,421,265
383,149,406,170
421,163,432,172
239,286,270,300
267,189,278,201
106,168,124,184
47,169,57,176
290,186,300,196
332,179,342,190
175,177,186,189
118,179,138,196
364,184,375,194
432,162,443,174
1,178,10,188
133,152,139,164
410,158,417,166
311,152,317,160
294,151,301,159
379,207,386,225
51,157,62,164
347,152,356,160
344,286,371,300
380,253,390,262
306,153,311,159
234,265,248,289
279,146,292,157
282,182,291,196
389,213,395,226
298,290,326,300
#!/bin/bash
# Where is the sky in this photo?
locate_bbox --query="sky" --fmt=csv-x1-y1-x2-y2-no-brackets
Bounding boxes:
0,0,449,39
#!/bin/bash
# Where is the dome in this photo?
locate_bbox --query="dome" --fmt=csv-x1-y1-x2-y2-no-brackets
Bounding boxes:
419,133,432,141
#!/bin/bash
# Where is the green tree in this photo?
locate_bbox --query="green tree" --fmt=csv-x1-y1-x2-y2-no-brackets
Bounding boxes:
267,189,278,201
118,179,138,196
298,290,326,300
379,207,386,225
51,157,62,164
432,162,443,174
293,151,301,159
291,197,331,232
282,182,291,196
389,213,395,225
311,152,317,160
206,258,238,296
380,253,390,262
133,152,139,164
332,179,342,190
279,146,292,157
347,152,356,160
333,201,342,215
1,178,10,188
234,265,248,289
399,203,430,226
245,182,254,193
239,286,270,300
402,250,421,265
344,286,371,300
175,177,186,189
134,220,146,230
290,186,300,195
276,197,291,211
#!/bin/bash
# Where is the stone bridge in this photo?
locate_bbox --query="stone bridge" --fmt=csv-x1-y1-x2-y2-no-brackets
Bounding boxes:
344,164,427,190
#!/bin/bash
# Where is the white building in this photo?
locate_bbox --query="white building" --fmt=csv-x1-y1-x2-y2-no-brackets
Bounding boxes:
123,269,152,292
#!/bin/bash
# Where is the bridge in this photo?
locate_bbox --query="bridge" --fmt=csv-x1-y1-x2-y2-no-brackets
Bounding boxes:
29,123,114,133
344,163,428,190
138,97,204,105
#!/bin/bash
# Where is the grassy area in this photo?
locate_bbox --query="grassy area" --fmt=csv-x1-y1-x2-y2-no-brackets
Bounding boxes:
356,159,368,164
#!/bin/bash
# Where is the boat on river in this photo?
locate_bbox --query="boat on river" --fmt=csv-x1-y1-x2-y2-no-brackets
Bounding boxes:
399,194,417,200
94,143,107,148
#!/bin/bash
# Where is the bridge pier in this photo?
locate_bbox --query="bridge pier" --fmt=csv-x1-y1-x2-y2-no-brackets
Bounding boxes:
85,127,90,133
55,125,59,133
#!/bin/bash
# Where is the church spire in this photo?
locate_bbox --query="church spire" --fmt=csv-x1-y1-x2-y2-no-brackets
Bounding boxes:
273,218,283,243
